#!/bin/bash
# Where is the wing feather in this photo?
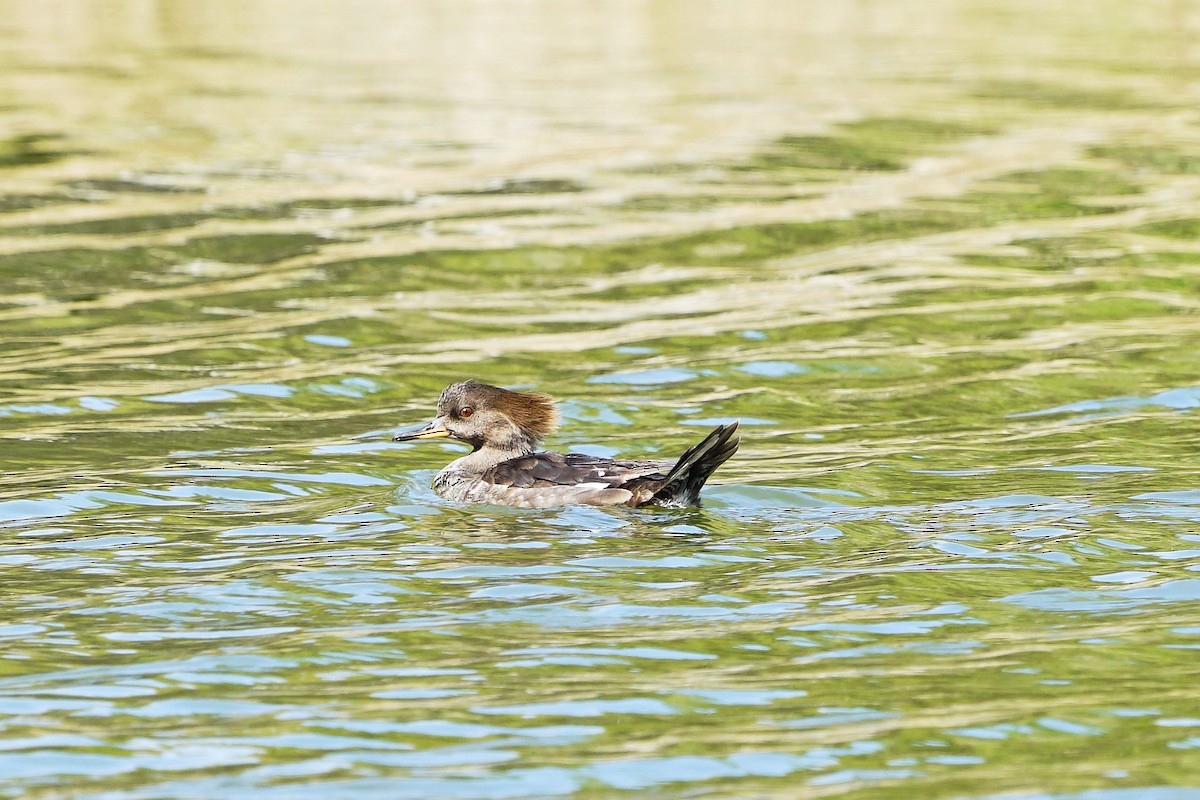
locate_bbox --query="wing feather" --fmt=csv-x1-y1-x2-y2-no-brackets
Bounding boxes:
481,451,669,495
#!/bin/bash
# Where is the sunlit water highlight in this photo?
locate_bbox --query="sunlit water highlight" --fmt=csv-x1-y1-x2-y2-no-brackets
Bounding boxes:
3,1,1200,798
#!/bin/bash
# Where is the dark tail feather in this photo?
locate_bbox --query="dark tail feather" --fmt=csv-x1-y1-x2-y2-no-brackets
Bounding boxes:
648,422,740,508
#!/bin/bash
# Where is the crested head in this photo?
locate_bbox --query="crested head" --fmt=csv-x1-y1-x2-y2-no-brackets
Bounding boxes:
436,380,558,453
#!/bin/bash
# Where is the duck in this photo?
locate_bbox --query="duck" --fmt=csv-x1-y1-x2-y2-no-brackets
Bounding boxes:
393,380,739,508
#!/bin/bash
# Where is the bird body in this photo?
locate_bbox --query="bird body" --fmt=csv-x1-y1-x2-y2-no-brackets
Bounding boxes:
395,381,738,509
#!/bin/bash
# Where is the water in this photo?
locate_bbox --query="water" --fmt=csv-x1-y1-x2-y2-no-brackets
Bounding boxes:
3,1,1200,797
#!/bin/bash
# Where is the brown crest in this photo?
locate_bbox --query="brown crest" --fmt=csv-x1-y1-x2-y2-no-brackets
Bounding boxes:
439,380,559,438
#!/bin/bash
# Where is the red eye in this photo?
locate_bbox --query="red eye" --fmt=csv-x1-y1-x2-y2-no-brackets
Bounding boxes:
460,406,474,418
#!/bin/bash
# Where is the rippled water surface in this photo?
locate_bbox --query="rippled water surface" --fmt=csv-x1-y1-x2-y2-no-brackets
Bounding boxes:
4,1,1200,797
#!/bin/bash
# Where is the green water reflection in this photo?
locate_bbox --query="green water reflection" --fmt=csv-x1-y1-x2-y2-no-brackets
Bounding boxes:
3,1,1200,798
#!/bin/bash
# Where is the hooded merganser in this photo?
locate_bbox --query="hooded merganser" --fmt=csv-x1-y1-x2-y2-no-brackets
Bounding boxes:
394,380,739,509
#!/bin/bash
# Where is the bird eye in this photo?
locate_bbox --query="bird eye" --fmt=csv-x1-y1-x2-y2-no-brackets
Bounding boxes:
460,406,474,418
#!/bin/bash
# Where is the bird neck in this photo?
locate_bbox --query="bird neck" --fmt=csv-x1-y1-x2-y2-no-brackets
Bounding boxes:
456,436,538,473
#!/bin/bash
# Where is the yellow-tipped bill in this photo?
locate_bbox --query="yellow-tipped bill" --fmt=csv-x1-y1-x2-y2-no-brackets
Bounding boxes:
393,421,451,442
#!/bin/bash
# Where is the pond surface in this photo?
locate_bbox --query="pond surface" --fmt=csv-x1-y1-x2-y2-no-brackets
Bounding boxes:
4,1,1200,797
